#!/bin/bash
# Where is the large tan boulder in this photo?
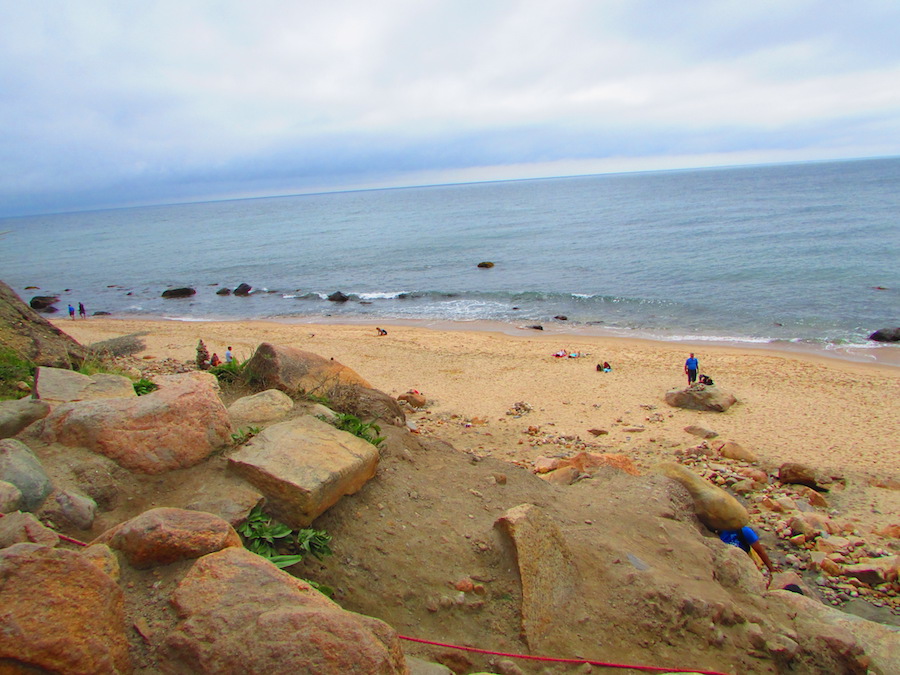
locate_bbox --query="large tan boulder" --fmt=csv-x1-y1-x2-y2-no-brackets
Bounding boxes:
665,385,737,412
91,507,242,569
35,366,136,404
228,415,379,528
0,543,131,674
163,547,407,674
494,503,580,652
40,372,233,474
0,397,51,439
227,388,294,425
243,343,405,425
657,462,749,531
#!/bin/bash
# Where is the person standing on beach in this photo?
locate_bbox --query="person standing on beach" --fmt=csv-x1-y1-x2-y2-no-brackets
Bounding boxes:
684,353,698,386
67,304,75,320
78,302,86,319
225,346,233,364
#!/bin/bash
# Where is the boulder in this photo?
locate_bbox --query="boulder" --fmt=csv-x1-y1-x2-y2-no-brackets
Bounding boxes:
216,287,231,296
0,397,50,439
91,507,242,569
327,291,350,302
868,327,900,342
38,488,98,531
665,385,737,412
161,287,196,298
227,388,294,425
709,540,765,595
716,441,758,462
684,425,718,439
0,510,59,547
228,415,380,528
398,391,427,408
0,280,88,367
0,544,131,674
163,547,407,674
778,462,821,489
35,366,136,404
29,295,59,311
0,479,22,512
41,372,233,474
233,282,252,296
81,543,120,582
243,343,405,425
0,438,53,511
494,503,580,652
657,461,749,531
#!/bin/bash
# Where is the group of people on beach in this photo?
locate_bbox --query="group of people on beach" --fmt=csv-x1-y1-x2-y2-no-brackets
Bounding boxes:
67,303,87,319
206,346,233,369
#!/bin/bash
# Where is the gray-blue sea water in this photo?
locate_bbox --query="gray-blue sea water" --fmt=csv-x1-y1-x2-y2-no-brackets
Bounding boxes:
1,157,898,356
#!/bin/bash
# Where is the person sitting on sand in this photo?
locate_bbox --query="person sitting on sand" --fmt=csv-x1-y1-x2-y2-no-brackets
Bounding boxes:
376,327,388,336
718,525,776,586
596,361,611,372
210,353,221,367
553,349,568,358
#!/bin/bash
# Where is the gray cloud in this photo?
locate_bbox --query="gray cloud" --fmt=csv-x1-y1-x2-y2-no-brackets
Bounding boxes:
1,1,899,216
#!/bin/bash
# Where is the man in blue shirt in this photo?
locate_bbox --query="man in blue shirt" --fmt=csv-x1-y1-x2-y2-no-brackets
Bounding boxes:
684,353,699,386
719,525,776,586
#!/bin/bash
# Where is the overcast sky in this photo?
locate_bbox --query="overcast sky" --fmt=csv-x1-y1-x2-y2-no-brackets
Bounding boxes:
2,1,899,216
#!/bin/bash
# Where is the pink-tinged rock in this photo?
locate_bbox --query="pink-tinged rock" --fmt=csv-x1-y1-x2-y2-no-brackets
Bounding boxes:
91,507,241,569
657,462,748,531
540,466,579,485
226,388,294,426
664,386,737,412
41,372,232,474
35,366,136,404
228,416,379,528
799,511,838,534
495,504,580,652
38,488,97,530
0,543,131,674
818,557,843,576
875,524,900,538
737,467,768,484
558,452,641,477
163,547,406,674
0,510,59,548
787,516,817,537
684,425,718,439
81,543,121,582
797,486,829,508
716,440,758,462
843,556,899,586
778,462,821,488
816,535,852,554
397,391,427,408
0,479,22,512
533,456,560,473
0,397,50,439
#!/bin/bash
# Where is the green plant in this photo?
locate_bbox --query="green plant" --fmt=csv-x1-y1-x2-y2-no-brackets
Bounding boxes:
304,579,335,598
303,391,331,405
209,358,245,383
237,505,333,570
323,412,385,447
230,425,260,445
77,358,130,377
133,378,158,396
0,348,34,400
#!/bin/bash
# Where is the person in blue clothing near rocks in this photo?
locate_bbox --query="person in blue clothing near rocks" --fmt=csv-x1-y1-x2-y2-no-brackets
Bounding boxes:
684,352,699,386
719,525,777,587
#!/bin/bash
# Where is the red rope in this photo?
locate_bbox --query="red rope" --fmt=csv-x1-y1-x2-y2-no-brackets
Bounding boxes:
398,635,732,675
0,511,86,546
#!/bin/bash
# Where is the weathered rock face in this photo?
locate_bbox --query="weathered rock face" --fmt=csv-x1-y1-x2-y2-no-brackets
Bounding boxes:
494,503,580,652
868,327,900,342
161,287,196,298
665,385,737,412
91,507,242,569
35,366,136,404
657,461,749,531
0,438,53,511
227,388,294,425
0,479,22,512
243,343,406,425
0,280,87,368
717,440,758,462
40,372,233,474
29,295,59,311
38,488,98,531
0,397,50,439
163,547,407,674
0,544,131,674
778,462,821,489
228,415,379,528
0,510,60,547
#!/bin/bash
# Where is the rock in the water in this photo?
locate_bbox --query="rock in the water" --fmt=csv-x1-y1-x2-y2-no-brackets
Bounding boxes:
327,291,350,302
0,398,50,439
227,388,294,425
161,287,196,298
233,282,252,296
163,547,407,674
868,327,900,342
0,439,53,511
41,372,233,474
476,261,494,268
495,503,580,652
0,544,131,674
91,507,242,569
657,461,749,531
665,385,737,412
228,415,380,528
216,287,231,295
35,366,136,404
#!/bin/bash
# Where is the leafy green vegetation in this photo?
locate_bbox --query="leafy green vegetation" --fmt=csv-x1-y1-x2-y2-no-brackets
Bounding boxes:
320,412,385,447
0,348,34,400
230,425,260,445
303,392,331,405
209,358,245,383
133,378,158,396
77,358,130,378
237,504,333,570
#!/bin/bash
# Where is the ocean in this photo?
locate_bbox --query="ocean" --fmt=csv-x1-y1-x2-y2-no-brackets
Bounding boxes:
1,157,899,364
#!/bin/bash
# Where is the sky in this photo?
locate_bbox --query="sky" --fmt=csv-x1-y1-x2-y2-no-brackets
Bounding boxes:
2,1,900,217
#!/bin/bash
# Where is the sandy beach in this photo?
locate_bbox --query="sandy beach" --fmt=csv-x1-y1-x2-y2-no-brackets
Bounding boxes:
51,316,900,531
